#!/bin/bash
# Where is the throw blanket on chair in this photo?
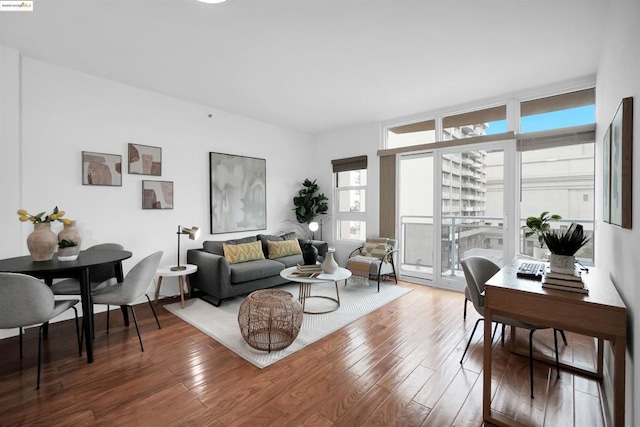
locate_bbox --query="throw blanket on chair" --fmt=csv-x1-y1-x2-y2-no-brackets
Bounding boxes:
348,238,391,281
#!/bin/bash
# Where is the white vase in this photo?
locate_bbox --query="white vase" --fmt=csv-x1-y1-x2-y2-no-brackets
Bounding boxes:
58,221,81,249
57,246,79,261
321,251,339,274
532,246,549,260
549,254,575,274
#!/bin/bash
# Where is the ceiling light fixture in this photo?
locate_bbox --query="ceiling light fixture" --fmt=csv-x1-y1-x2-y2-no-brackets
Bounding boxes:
197,0,228,4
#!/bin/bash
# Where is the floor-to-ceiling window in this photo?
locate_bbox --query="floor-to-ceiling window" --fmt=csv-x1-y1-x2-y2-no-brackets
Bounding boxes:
518,89,596,262
384,86,595,289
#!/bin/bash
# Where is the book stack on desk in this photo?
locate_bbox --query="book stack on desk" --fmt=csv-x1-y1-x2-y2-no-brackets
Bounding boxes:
541,267,589,294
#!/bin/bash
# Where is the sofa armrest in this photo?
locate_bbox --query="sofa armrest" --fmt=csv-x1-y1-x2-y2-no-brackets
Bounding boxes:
187,249,231,299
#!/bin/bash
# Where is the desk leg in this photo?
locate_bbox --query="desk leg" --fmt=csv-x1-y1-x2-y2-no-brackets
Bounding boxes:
614,336,626,427
483,307,493,421
597,337,604,377
80,267,94,363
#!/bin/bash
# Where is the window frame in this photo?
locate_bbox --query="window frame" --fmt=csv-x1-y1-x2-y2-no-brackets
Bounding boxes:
333,165,368,243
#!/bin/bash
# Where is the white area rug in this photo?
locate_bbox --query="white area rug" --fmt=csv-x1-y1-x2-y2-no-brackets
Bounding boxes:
164,280,412,368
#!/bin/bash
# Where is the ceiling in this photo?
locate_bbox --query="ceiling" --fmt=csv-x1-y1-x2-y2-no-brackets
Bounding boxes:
0,0,608,134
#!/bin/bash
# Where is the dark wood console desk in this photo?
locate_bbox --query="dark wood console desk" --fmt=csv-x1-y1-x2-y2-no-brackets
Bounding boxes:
483,259,627,426
0,250,132,363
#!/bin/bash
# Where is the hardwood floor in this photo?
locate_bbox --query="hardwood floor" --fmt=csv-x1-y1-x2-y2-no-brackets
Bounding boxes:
0,282,605,426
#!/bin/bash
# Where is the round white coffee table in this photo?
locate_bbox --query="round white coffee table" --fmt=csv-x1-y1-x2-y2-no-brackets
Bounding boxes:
280,266,351,314
154,264,198,308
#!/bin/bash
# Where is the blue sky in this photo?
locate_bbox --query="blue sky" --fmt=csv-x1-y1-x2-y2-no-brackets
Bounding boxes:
485,105,595,135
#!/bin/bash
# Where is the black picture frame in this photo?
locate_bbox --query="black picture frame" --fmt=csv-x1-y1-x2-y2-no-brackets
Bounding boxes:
142,180,173,209
603,124,611,224
82,151,122,186
209,152,266,234
128,143,162,176
609,97,633,229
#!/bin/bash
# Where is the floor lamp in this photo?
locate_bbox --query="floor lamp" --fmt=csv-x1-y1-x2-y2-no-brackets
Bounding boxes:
172,225,200,271
308,221,319,240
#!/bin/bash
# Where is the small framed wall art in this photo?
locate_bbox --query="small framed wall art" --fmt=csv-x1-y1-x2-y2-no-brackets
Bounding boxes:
142,180,173,209
82,151,122,186
129,143,162,176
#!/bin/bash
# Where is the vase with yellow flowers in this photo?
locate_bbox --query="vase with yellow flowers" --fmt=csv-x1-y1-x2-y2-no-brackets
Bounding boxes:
17,207,71,261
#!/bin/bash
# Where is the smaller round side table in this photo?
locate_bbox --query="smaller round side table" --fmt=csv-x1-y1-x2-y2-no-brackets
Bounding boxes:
154,264,198,308
238,289,303,352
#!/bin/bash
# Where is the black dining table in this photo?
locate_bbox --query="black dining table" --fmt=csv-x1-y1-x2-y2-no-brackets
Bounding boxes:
0,249,132,363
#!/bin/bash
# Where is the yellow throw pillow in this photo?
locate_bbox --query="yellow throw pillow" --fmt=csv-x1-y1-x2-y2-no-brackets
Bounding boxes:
267,239,302,259
223,241,265,264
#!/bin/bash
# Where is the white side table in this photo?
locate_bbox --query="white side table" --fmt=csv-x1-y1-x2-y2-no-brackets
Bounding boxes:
154,264,198,308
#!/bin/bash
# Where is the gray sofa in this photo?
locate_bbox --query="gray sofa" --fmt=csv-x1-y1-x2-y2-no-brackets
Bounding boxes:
187,232,328,306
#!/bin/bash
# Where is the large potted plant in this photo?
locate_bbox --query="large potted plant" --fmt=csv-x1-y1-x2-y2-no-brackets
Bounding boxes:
542,224,589,274
522,211,562,259
293,179,328,224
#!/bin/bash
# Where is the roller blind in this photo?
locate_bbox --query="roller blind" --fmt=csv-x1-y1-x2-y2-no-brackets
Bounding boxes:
516,124,596,152
332,155,368,173
443,105,506,128
521,88,595,117
388,119,436,134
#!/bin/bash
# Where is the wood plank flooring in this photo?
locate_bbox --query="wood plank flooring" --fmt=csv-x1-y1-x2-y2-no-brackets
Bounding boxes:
0,282,606,426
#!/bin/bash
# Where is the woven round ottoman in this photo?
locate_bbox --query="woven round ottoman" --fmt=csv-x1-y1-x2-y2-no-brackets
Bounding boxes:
238,289,303,352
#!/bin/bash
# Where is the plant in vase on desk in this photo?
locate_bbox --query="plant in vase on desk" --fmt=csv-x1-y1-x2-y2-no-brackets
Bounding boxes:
57,239,79,261
542,223,589,275
521,211,562,259
17,207,72,261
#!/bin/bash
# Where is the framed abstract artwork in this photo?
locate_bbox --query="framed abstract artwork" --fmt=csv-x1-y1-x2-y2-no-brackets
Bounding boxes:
603,124,611,224
82,151,122,186
609,97,633,229
128,143,162,176
209,152,266,234
142,180,173,209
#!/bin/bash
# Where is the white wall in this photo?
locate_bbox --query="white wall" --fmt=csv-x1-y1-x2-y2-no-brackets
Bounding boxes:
313,123,382,266
595,2,640,426
0,46,22,257
0,49,316,337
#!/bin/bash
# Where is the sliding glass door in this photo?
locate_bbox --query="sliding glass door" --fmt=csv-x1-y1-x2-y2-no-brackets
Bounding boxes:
398,141,514,289
398,153,435,282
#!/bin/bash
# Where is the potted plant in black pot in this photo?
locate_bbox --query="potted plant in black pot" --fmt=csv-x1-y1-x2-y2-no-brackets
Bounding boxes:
293,178,328,264
522,211,562,259
542,223,590,274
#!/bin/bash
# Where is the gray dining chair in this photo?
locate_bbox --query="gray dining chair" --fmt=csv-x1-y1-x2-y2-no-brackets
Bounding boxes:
50,243,125,295
89,251,163,352
0,272,81,390
51,243,125,340
460,256,560,398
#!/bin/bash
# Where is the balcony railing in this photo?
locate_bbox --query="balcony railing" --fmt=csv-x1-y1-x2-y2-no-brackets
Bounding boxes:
400,215,594,279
